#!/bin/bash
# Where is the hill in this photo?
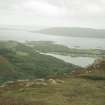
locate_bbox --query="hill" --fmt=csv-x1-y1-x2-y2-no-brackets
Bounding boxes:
25,41,105,57
0,58,105,105
37,27,105,38
0,41,80,83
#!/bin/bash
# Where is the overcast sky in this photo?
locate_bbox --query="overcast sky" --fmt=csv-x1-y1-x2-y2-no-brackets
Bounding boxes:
0,0,105,28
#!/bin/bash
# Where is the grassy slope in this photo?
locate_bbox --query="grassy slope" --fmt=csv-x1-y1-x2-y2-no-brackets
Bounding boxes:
0,77,105,105
1,60,105,105
0,41,80,83
0,41,105,105
26,41,105,57
0,55,20,82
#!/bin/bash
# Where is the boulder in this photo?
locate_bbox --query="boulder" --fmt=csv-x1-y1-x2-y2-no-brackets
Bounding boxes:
48,79,57,85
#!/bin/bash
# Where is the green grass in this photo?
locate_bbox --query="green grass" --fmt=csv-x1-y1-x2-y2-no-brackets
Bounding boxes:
0,77,105,105
0,41,105,105
80,75,105,80
0,41,80,83
26,41,105,57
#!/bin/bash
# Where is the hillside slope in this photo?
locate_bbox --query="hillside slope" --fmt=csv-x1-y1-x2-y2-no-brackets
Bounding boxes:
0,58,105,105
0,41,80,83
0,57,105,105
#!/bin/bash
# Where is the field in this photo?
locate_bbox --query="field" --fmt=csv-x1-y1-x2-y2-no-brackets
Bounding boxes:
0,76,105,105
0,41,105,105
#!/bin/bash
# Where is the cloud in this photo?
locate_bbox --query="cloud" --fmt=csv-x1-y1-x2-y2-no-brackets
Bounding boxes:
64,0,105,16
0,0,105,28
14,0,67,17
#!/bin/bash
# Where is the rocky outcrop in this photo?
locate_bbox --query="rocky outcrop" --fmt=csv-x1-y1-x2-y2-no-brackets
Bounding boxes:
93,58,105,69
86,58,105,71
71,58,105,77
0,78,65,88
48,79,57,85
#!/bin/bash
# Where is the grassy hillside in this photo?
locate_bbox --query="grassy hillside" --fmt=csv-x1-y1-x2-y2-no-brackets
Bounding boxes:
0,42,105,105
0,56,19,82
0,41,80,83
0,76,105,105
26,41,105,57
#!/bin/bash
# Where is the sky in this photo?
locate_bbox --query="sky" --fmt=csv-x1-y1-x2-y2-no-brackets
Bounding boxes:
0,0,105,29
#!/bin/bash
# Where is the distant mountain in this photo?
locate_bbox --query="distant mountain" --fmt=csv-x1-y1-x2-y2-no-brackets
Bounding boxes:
0,25,45,31
37,27,105,38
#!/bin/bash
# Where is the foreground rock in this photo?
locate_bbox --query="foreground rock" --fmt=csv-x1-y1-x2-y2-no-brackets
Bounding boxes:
0,78,65,88
48,79,57,85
